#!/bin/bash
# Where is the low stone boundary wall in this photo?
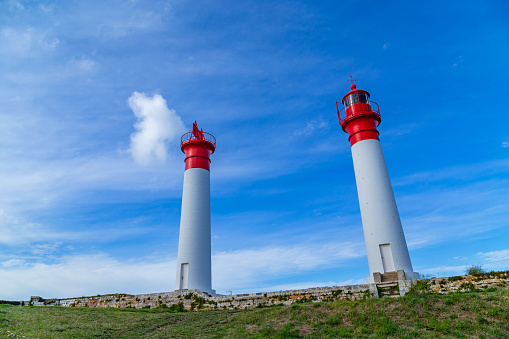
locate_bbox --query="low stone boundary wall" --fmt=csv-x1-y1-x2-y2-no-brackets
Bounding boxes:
24,271,509,311
57,283,378,311
421,270,509,294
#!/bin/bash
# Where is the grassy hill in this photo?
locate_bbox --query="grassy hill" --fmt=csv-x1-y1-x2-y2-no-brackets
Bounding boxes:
1,288,508,338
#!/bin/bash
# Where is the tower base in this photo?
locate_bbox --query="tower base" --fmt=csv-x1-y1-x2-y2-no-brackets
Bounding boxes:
367,270,420,283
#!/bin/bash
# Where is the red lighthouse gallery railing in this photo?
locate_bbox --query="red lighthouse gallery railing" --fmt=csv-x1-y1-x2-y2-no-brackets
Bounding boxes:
181,121,216,147
336,100,380,126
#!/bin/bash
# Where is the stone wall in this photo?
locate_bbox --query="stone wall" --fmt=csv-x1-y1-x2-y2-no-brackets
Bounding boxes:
422,271,509,294
27,271,509,311
57,283,378,311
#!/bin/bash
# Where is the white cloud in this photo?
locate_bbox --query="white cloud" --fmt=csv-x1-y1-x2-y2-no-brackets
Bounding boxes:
476,249,509,262
0,26,60,57
416,250,509,279
0,254,175,300
72,56,95,71
383,123,419,138
403,196,509,249
393,159,509,186
212,242,364,291
417,265,466,277
294,119,328,136
0,242,365,300
0,155,184,212
0,27,33,55
7,0,24,11
0,210,46,245
0,206,158,248
502,141,509,148
44,37,59,49
2,259,25,268
39,3,55,14
31,243,62,256
128,92,186,165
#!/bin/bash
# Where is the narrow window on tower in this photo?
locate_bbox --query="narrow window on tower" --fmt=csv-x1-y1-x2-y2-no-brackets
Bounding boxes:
358,92,368,102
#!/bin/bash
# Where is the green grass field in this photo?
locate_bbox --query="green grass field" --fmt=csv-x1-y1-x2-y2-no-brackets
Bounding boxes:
1,289,508,338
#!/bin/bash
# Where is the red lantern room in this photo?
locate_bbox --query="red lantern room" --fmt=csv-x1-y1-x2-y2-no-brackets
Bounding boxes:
180,121,216,171
336,84,381,146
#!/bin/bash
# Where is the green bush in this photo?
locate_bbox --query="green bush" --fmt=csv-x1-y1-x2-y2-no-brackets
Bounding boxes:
466,265,484,276
458,282,478,292
405,280,430,296
168,302,185,312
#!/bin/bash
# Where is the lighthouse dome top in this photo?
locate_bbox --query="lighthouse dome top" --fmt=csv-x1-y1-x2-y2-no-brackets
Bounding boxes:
342,83,371,107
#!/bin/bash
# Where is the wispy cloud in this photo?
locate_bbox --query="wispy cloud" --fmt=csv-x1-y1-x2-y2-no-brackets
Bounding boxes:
128,92,186,165
417,265,466,277
293,119,328,137
0,254,175,300
0,26,60,58
416,249,509,278
502,141,509,148
401,181,509,248
7,0,24,11
0,241,365,300
0,207,155,247
71,56,96,72
1,259,25,268
383,123,419,139
0,210,46,245
212,242,365,291
476,249,509,263
393,159,509,187
0,155,185,212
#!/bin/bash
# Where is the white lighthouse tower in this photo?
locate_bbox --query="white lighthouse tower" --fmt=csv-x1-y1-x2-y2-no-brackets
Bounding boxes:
337,83,419,283
175,121,216,294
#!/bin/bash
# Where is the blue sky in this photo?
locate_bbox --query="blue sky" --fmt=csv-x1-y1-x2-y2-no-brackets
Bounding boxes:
1,0,509,300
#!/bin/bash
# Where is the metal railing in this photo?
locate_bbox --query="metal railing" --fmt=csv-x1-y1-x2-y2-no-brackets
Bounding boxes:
181,131,216,147
336,101,380,125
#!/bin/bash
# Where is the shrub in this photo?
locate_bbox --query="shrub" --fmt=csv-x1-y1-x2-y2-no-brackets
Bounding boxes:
168,302,185,312
405,280,430,296
277,294,290,301
458,282,478,292
466,265,484,276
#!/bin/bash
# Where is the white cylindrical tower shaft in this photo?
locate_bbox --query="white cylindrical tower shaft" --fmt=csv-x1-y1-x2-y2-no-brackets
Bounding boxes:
351,139,416,282
175,121,216,294
176,168,213,293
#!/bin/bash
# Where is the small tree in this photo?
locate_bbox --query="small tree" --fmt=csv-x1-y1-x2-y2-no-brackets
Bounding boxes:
466,264,484,276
